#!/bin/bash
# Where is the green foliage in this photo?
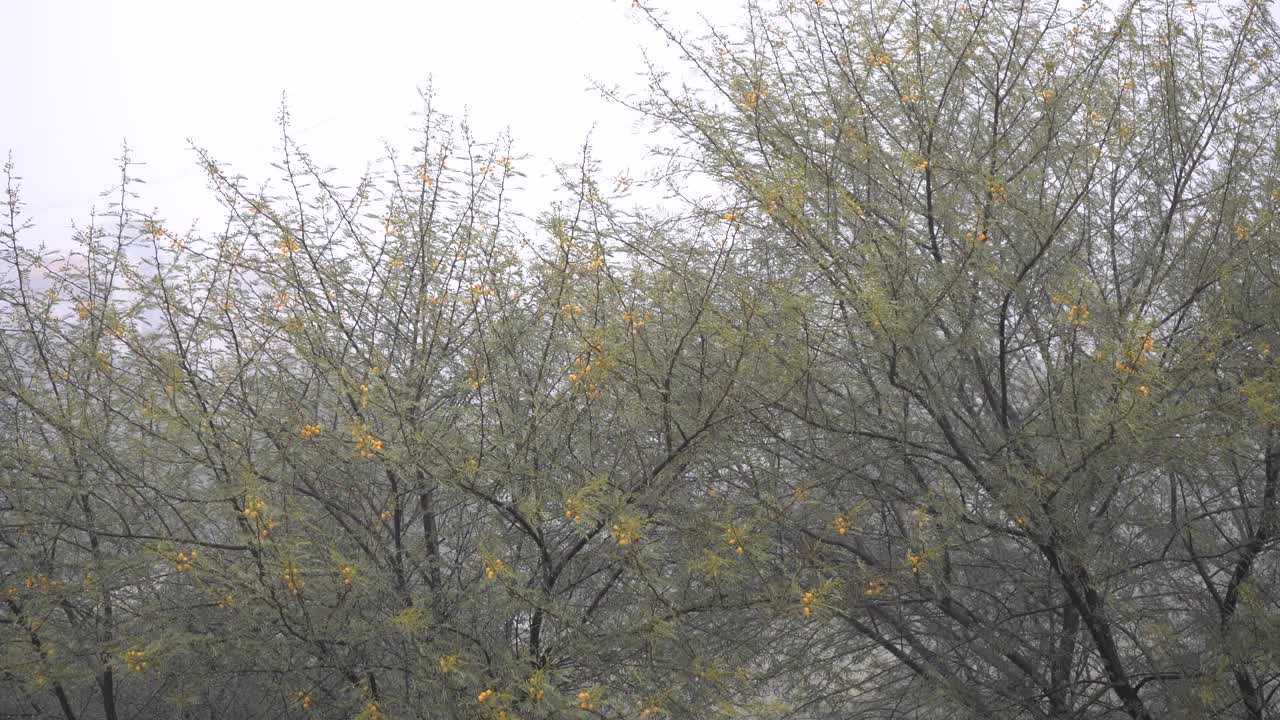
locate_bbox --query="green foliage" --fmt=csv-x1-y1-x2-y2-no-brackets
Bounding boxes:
4,1,1280,719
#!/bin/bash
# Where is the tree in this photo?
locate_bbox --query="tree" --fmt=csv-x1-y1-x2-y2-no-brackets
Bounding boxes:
5,1,1280,718
0,90,779,718
636,0,1280,717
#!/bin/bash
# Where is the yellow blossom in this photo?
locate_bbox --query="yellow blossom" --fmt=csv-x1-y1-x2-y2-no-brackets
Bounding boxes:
173,550,197,572
906,549,924,574
1067,304,1089,326
527,674,546,701
125,648,148,672
355,432,383,459
724,526,746,554
911,506,929,527
282,563,304,595
243,496,266,519
988,179,1007,203
611,517,641,546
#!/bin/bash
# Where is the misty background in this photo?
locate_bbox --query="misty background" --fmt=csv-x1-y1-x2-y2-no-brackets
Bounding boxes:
2,0,740,245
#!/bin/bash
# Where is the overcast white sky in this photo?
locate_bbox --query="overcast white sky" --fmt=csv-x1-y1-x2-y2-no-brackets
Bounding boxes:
2,0,741,242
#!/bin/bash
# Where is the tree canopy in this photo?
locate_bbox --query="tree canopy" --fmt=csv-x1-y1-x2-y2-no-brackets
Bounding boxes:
3,1,1280,719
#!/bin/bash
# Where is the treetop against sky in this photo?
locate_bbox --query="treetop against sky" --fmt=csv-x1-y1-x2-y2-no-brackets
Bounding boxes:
3,2,1280,719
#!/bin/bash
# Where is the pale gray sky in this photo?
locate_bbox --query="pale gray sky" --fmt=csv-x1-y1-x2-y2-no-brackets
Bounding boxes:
2,0,740,240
